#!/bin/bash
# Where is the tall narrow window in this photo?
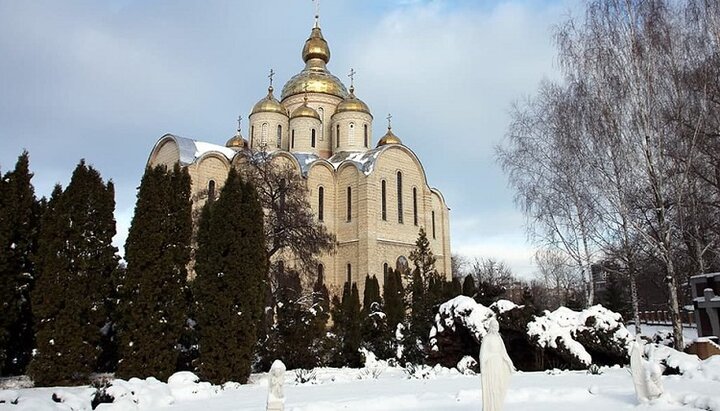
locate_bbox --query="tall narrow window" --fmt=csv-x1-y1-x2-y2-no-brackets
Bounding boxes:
346,264,352,284
347,187,352,222
336,124,340,147
208,180,216,202
261,122,268,144
277,125,282,147
383,263,389,277
349,122,355,144
397,172,403,224
318,264,324,282
413,187,418,226
311,129,316,148
318,107,325,140
364,124,369,147
318,186,324,222
251,125,255,147
291,129,295,148
432,211,436,239
278,260,285,274
381,180,387,221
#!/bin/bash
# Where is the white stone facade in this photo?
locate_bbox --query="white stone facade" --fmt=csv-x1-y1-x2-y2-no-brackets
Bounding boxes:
146,21,451,296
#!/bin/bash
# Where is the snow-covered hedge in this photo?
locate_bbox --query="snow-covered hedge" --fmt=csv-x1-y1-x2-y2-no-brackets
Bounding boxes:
527,305,631,368
428,296,631,371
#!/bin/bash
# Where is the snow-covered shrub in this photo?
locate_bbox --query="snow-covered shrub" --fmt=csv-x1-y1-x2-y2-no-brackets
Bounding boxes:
527,305,631,369
456,356,478,375
359,348,387,379
294,369,317,384
587,364,603,375
403,363,434,379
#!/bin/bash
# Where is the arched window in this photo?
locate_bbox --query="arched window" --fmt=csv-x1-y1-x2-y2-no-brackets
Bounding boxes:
347,263,352,284
311,129,316,148
278,260,285,274
383,262,389,276
396,256,409,274
413,187,418,226
349,122,355,144
364,124,369,147
251,125,255,147
336,124,340,147
208,180,216,202
347,187,352,222
291,129,295,148
318,263,324,282
261,122,268,144
318,107,325,140
277,125,282,148
381,180,387,221
318,186,324,222
397,172,404,224
432,211,436,239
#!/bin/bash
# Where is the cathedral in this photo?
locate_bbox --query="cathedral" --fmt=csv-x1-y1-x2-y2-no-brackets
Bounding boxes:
147,16,451,294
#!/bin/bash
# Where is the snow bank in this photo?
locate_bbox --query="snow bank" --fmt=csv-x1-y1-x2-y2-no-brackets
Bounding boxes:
527,305,631,367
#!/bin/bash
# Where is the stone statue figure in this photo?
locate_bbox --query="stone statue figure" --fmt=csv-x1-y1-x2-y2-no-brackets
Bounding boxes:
267,360,286,411
479,318,514,411
629,337,664,402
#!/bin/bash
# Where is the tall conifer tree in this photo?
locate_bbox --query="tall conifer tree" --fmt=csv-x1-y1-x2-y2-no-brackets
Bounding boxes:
194,168,267,384
29,161,118,386
0,152,40,375
117,165,192,380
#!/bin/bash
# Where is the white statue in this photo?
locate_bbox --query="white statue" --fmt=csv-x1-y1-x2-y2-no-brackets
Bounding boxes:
479,318,514,411
267,360,286,411
629,337,663,402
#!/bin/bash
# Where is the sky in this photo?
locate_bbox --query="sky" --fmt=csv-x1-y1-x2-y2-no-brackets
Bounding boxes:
0,0,577,279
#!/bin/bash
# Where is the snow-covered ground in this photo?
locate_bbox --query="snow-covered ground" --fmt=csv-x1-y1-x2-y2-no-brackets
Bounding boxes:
3,362,720,411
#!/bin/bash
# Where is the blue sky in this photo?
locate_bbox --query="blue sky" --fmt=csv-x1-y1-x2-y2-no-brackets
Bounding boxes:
0,0,575,278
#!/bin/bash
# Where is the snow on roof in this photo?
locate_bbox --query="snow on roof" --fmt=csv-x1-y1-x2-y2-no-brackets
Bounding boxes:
168,135,236,166
327,147,385,175
289,152,322,176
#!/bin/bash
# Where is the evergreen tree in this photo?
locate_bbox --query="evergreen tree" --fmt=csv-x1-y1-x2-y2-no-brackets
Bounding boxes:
383,268,404,333
360,275,385,356
193,168,267,384
447,277,463,299
29,161,118,386
342,283,362,367
601,272,630,318
462,275,477,298
0,152,40,376
116,165,192,380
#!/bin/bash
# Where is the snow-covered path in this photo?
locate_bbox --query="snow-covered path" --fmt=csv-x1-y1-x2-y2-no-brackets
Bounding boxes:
5,366,719,411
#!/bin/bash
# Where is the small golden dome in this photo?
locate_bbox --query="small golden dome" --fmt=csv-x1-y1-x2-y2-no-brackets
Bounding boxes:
377,127,402,147
335,87,371,116
303,27,330,63
291,97,321,120
251,86,288,116
226,134,248,150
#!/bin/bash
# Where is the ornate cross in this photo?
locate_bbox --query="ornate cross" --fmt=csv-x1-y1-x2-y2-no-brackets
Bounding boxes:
348,68,356,88
268,69,275,87
387,113,393,129
237,116,242,133
313,0,320,27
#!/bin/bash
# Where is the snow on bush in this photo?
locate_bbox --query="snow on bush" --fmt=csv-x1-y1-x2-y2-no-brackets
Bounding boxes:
527,305,631,368
456,356,478,375
490,299,519,314
431,296,494,343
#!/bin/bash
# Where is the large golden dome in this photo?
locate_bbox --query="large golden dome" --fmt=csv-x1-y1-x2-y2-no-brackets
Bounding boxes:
281,26,349,101
251,86,288,116
291,97,321,120
335,86,371,116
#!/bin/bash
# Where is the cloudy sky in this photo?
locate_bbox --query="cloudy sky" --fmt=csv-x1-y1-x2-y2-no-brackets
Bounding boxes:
0,0,576,278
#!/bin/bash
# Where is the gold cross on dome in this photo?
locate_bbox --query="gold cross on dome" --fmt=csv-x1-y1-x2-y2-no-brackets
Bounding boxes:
348,68,356,88
387,113,393,129
313,0,320,27
268,69,275,87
